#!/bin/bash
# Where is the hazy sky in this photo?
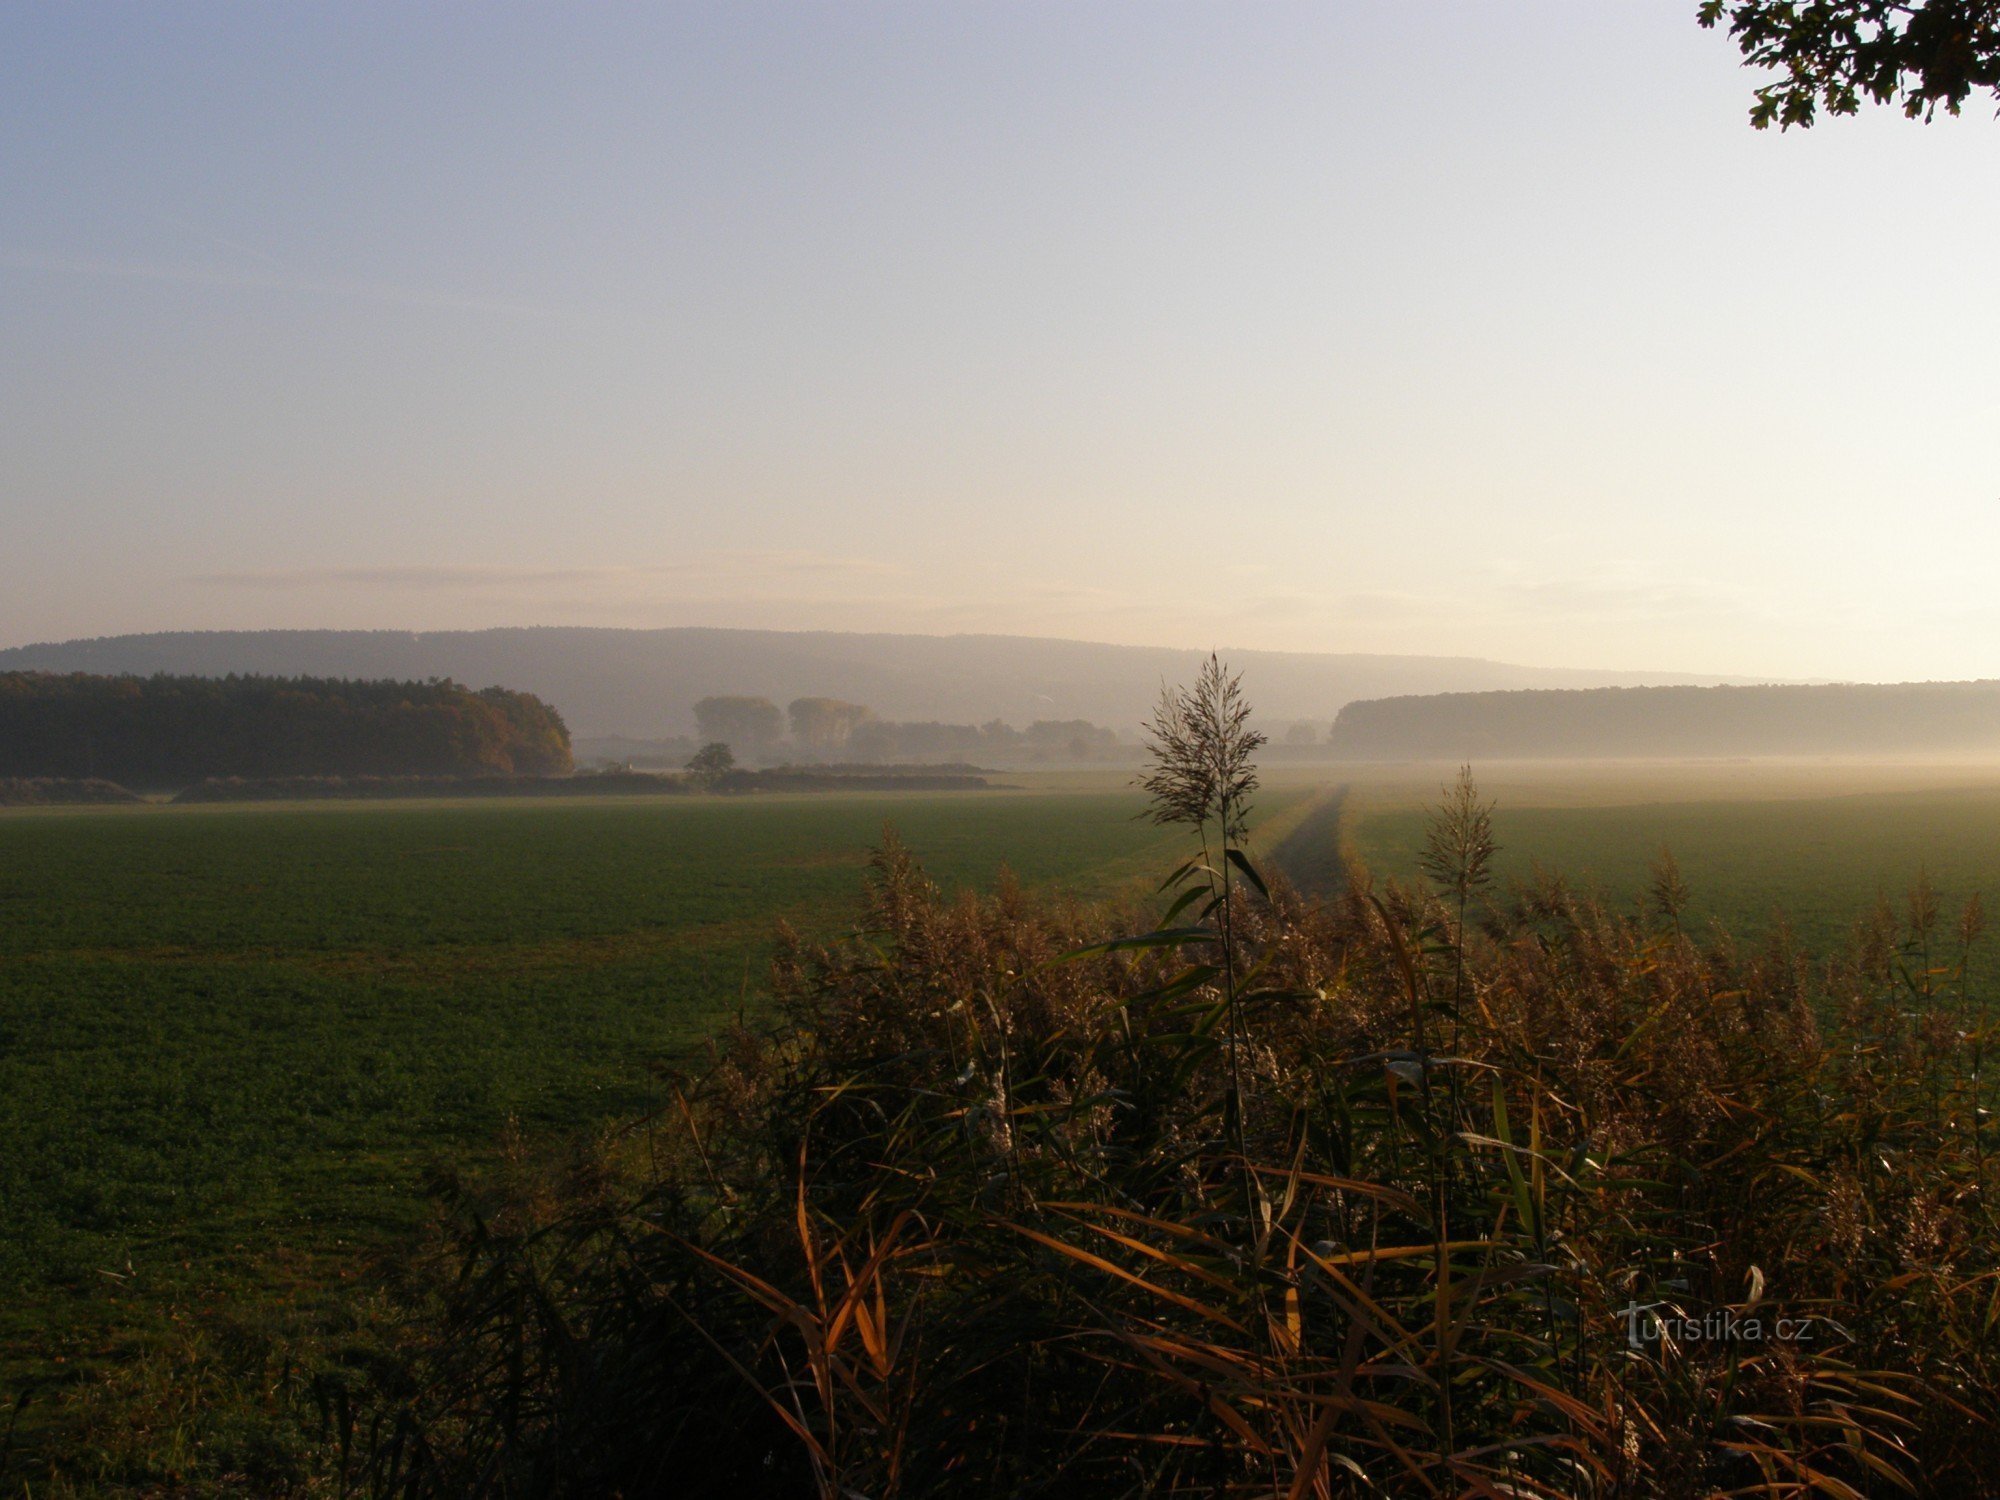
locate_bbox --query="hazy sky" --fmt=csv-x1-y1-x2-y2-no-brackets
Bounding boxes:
3,3,1995,679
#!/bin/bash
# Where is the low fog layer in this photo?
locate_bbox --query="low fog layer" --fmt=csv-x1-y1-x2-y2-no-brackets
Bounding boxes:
0,627,1748,739
1331,682,2000,759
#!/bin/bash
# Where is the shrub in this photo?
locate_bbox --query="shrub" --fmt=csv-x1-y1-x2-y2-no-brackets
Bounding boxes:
345,674,1999,1498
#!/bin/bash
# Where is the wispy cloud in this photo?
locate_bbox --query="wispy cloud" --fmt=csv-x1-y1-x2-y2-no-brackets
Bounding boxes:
191,552,905,590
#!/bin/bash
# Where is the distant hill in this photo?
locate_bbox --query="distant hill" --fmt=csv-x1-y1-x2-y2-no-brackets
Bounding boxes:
1328,681,2000,760
0,628,1744,738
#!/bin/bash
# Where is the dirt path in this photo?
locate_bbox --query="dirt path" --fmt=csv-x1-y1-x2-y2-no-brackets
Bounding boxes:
1267,784,1349,898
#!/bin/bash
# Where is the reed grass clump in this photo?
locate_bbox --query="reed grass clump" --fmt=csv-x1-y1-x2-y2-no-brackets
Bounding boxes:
341,680,2000,1499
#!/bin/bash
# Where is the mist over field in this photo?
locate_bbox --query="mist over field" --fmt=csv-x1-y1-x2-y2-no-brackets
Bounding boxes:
0,625,1751,739
1329,680,2000,759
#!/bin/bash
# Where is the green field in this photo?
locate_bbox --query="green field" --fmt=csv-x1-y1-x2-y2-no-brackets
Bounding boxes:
14,764,2000,1489
1345,765,2000,956
5,783,1339,1487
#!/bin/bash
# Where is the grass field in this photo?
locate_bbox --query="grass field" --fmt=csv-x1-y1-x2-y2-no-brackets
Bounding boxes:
16,761,1996,1489
1343,762,2000,956
0,782,1329,1489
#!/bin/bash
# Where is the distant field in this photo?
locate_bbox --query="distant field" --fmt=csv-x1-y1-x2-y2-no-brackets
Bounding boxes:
4,782,1335,1482
1344,764,2000,955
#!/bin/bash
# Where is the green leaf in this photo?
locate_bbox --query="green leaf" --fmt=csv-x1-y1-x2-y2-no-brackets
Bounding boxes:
1490,1081,1537,1240
1224,847,1270,902
1157,885,1210,929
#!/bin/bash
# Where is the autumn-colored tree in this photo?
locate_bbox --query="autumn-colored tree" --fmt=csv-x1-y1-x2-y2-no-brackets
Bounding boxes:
0,672,571,786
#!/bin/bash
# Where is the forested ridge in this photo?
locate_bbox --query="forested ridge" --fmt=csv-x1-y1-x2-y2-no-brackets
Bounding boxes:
0,627,1736,736
0,673,571,786
1329,679,2000,758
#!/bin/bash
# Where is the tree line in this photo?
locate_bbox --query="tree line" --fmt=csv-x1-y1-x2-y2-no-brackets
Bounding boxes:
1328,680,2000,759
0,672,572,787
693,694,1123,763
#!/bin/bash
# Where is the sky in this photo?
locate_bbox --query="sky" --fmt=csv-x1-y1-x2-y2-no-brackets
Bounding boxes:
2,2,1996,681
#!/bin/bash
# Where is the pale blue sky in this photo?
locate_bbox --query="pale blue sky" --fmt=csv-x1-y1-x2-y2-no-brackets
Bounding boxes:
3,3,1995,679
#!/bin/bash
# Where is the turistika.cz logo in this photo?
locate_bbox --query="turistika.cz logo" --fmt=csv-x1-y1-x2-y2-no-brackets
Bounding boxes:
1618,1301,1817,1351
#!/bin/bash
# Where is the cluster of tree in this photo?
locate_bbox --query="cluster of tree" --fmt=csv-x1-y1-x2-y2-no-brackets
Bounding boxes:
694,694,1123,764
694,695,874,755
1262,720,1347,758
0,672,572,787
1,627,1745,740
789,697,872,753
850,717,1122,765
692,695,785,750
1327,680,2000,760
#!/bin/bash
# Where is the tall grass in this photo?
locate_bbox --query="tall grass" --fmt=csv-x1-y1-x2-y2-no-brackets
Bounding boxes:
341,670,2000,1498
